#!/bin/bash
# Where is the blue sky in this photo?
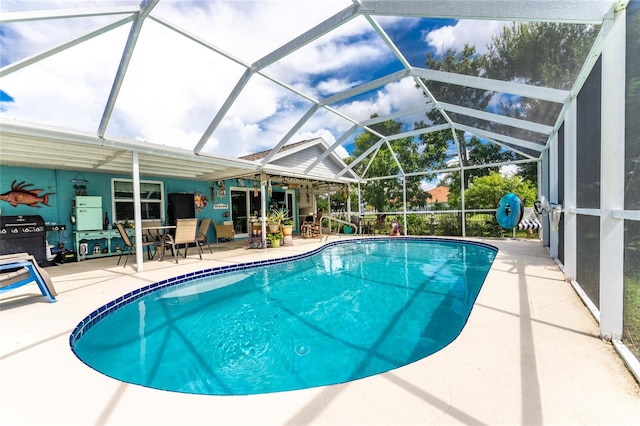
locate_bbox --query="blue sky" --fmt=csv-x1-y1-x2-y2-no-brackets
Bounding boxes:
0,1,507,161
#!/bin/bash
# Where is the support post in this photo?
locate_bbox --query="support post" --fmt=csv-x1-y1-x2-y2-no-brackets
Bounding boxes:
599,6,626,341
132,151,144,271
549,132,559,259
564,99,577,281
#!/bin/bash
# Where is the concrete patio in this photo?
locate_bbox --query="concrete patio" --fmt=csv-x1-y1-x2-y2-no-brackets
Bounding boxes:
1,236,638,425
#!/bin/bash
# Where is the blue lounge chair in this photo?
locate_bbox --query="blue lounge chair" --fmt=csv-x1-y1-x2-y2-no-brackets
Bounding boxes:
0,253,57,302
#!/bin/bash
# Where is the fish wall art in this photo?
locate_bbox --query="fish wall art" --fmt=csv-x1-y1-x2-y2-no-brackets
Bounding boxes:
0,180,55,208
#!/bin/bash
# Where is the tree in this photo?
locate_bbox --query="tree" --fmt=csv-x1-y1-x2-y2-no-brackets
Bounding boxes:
484,22,598,90
483,22,597,184
440,134,517,209
455,171,537,210
349,116,433,211
483,22,598,151
421,46,515,193
423,45,491,126
421,22,597,199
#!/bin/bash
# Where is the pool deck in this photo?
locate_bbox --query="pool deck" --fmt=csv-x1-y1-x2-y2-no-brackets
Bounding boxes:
1,236,639,425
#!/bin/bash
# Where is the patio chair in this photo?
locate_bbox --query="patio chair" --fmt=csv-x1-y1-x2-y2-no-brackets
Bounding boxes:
197,218,213,253
213,220,234,243
142,220,163,259
360,216,376,235
160,218,202,263
0,253,57,302
301,211,323,238
115,222,156,267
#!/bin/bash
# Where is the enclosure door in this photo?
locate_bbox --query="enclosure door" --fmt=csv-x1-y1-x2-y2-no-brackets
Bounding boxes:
231,189,262,237
286,190,297,229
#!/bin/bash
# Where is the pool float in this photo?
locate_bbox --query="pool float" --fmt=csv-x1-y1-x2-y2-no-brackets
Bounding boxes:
496,193,524,229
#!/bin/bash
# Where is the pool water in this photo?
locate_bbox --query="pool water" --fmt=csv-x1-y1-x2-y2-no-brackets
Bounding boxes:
71,239,496,395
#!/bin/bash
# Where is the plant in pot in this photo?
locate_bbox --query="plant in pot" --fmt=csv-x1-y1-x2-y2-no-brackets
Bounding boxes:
267,231,283,248
268,208,287,233
281,217,294,237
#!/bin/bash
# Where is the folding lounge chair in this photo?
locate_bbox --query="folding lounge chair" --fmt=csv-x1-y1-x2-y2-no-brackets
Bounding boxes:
0,253,57,302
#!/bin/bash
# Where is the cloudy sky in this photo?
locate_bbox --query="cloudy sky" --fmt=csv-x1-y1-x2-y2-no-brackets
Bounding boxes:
0,1,506,161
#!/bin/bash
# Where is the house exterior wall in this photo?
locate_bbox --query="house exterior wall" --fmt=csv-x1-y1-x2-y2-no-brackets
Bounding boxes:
0,165,295,249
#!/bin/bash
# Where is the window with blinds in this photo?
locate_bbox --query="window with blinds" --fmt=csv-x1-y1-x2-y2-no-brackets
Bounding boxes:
112,179,164,223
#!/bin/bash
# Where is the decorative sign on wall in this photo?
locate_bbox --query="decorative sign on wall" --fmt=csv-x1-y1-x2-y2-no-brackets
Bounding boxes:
213,203,229,210
0,180,55,208
194,192,207,213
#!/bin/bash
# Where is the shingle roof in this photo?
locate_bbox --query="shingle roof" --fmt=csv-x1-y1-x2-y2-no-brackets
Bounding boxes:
427,186,449,203
238,139,313,162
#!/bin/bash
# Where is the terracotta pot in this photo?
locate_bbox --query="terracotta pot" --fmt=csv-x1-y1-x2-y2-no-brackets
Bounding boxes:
280,225,293,237
268,223,280,233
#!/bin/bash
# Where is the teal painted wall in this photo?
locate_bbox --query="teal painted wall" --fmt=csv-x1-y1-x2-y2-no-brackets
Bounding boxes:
1,165,294,249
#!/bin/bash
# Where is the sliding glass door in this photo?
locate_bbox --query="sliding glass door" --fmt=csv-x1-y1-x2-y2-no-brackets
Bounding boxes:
231,189,262,237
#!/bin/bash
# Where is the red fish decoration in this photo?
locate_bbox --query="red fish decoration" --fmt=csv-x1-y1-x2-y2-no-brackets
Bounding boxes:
0,180,54,208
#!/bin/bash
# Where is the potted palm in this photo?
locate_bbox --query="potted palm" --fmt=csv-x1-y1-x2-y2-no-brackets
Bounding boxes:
268,208,287,233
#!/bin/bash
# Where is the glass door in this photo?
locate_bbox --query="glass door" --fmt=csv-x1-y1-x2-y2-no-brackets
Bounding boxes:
231,189,263,237
286,190,297,230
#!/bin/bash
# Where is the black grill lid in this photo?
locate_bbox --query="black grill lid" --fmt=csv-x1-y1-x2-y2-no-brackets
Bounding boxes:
0,215,46,231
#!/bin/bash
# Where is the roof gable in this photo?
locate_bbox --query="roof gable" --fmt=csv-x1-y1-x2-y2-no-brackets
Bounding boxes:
241,138,358,181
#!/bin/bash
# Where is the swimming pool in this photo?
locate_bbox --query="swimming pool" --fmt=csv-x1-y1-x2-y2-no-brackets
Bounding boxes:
71,238,497,395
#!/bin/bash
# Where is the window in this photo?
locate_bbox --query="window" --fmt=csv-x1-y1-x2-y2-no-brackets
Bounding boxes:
112,179,164,223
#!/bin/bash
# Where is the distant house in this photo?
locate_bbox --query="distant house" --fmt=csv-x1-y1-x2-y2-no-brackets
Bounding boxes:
426,186,449,209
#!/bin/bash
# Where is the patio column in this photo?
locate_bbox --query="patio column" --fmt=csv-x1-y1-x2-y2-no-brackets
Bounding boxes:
460,166,466,237
540,147,550,247
401,175,407,235
132,151,144,271
563,98,577,281
599,4,626,341
548,132,559,260
260,179,267,244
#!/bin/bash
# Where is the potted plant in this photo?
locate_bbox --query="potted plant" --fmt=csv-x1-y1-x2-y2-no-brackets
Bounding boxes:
267,231,283,248
268,208,287,233
281,217,294,237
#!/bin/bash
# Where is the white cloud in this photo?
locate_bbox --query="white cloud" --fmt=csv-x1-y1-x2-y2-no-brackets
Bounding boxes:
0,1,431,160
426,20,505,55
420,180,437,191
500,164,520,177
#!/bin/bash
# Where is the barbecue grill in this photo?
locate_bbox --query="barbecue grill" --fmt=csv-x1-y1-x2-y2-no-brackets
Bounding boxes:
0,215,47,265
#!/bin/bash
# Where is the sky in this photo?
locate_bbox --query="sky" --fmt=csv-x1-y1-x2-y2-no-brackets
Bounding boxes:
0,0,507,169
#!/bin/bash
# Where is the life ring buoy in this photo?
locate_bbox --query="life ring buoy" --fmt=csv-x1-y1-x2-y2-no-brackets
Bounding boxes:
496,193,524,229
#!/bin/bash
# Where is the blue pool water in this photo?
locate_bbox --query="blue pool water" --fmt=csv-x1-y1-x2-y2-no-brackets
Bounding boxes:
71,238,496,395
